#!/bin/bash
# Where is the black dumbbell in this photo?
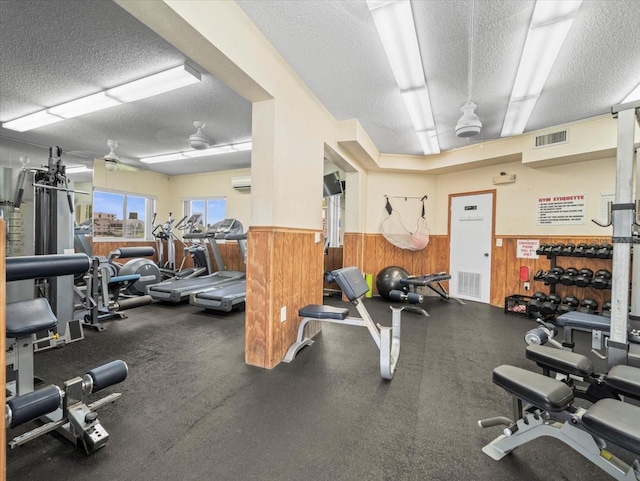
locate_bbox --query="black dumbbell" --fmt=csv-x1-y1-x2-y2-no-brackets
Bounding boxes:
559,267,578,286
550,243,565,256
536,244,548,256
527,292,548,317
584,243,599,258
542,244,555,255
561,243,575,256
601,301,612,318
540,294,562,317
545,267,564,285
596,243,613,259
534,269,547,281
573,243,588,257
591,269,612,289
557,295,580,315
578,298,599,314
574,268,593,287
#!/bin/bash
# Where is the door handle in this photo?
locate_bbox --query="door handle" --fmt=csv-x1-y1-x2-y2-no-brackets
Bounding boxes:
484,253,489,257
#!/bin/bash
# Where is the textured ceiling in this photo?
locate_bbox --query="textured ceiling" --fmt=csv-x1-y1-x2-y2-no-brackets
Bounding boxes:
1,0,639,182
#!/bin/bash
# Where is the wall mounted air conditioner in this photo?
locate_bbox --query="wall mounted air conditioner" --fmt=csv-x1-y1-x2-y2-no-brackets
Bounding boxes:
231,176,251,191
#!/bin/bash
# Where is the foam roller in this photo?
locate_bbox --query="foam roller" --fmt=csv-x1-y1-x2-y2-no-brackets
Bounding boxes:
113,247,155,259
6,385,62,428
115,295,153,311
87,360,129,393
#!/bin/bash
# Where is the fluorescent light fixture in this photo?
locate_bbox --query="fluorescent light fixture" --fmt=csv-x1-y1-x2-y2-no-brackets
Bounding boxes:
501,0,582,137
2,64,200,132
48,92,121,119
401,88,436,132
622,82,640,103
140,141,252,164
2,110,64,132
107,64,200,103
367,0,439,155
416,130,440,155
66,165,93,174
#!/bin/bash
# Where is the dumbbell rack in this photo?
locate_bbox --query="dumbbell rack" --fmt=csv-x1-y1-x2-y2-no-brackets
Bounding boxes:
534,243,614,316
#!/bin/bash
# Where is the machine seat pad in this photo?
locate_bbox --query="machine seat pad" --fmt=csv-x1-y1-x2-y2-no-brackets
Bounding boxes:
526,345,593,378
582,398,640,455
299,305,349,320
109,274,141,284
606,365,640,399
400,272,451,286
492,365,574,412
6,298,57,338
556,311,610,330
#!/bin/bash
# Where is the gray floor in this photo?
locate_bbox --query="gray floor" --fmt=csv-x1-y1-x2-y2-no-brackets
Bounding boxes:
6,295,629,480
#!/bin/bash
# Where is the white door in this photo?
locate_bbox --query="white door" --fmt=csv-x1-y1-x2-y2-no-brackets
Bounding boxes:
449,192,493,303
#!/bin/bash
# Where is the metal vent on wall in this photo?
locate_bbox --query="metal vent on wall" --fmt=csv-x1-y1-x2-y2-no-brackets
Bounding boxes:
457,271,481,298
534,130,568,148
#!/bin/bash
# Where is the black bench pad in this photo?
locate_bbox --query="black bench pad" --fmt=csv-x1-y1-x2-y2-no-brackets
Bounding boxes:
493,365,574,412
299,305,349,320
583,398,640,455
556,311,610,330
6,298,57,337
606,365,640,399
399,273,451,286
526,345,593,378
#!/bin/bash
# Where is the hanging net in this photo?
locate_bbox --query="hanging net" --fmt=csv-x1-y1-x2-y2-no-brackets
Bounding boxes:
381,196,430,251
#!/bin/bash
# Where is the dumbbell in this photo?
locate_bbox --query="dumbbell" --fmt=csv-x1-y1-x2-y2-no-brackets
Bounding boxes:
574,268,594,288
550,243,565,256
559,267,578,286
536,244,549,256
573,243,588,257
591,270,612,289
561,243,575,256
596,243,613,259
601,301,612,318
542,244,555,255
527,292,548,318
557,295,580,315
533,269,547,281
584,243,599,258
578,298,599,314
540,294,562,317
545,267,564,285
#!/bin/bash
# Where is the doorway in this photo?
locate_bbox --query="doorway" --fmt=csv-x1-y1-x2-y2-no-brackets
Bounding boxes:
449,191,495,303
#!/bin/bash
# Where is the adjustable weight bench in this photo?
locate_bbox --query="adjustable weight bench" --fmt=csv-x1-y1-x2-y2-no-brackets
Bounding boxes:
390,272,464,317
283,267,403,380
479,364,640,480
526,344,640,403
554,311,640,353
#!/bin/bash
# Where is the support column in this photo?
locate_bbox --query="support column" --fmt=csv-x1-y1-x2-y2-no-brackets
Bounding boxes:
1,218,6,477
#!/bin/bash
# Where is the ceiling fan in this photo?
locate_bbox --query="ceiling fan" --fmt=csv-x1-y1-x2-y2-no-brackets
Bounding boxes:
189,121,210,150
455,0,482,138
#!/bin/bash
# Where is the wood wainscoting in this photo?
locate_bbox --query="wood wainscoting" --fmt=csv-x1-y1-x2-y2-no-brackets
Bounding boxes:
245,226,324,368
343,232,614,311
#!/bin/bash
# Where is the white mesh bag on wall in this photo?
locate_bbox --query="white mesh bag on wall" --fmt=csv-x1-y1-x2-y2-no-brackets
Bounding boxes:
381,196,430,251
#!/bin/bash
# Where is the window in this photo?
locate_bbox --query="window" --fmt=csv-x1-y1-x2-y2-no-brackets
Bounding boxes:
93,190,156,240
183,197,227,227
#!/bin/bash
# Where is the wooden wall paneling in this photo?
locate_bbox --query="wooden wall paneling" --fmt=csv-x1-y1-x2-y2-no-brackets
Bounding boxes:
1,219,6,480
245,229,271,367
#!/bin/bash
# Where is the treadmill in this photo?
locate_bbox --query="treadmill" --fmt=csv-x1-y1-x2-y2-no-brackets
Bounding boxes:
189,230,247,312
147,219,245,303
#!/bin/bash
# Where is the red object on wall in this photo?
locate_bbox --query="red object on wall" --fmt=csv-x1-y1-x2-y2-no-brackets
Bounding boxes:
519,266,530,282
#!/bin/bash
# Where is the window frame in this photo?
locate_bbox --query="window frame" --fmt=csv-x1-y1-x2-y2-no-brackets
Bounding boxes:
92,188,156,242
182,196,227,228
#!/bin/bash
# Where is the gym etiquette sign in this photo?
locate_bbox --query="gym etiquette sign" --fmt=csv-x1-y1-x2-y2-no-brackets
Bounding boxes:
537,194,587,225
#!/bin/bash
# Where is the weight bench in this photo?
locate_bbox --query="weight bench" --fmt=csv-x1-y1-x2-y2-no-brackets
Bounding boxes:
479,364,640,480
390,272,464,317
526,344,640,403
283,266,403,380
554,311,640,356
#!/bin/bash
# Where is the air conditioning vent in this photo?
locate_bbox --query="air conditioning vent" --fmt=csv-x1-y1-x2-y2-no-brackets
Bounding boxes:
457,271,481,298
534,130,568,148
231,176,251,191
